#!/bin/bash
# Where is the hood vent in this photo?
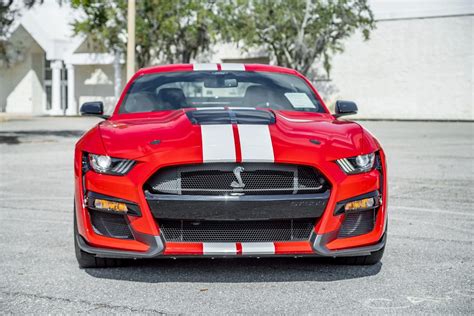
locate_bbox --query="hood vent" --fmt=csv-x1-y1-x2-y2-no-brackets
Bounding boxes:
186,109,276,125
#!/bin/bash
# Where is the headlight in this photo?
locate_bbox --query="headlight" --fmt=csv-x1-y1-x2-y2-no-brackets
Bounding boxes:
336,153,375,174
87,153,136,175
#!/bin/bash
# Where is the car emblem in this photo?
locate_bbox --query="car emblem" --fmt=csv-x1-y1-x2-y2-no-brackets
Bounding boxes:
230,166,245,189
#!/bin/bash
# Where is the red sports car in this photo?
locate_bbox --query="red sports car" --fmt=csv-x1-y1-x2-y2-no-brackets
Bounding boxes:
74,63,387,268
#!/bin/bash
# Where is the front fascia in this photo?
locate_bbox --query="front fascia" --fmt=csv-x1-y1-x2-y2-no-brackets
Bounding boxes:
74,125,386,256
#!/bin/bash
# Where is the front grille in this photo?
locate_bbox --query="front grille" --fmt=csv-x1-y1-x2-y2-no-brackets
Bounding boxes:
89,209,133,239
338,209,376,238
158,219,315,242
146,163,328,195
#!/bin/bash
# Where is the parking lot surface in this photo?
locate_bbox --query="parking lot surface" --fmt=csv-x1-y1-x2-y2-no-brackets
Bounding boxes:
0,118,472,314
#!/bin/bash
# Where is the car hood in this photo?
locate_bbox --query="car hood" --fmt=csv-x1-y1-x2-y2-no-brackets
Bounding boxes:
98,109,377,162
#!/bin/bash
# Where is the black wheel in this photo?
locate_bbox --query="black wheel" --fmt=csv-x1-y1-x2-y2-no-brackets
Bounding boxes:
335,226,388,265
335,245,385,265
74,204,127,268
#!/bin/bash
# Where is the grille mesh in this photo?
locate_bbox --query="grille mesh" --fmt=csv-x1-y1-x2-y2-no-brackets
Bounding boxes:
158,219,315,242
338,209,375,238
146,163,328,195
89,209,133,239
181,169,294,192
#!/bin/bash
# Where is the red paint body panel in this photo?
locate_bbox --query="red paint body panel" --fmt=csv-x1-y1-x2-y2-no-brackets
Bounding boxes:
164,243,204,255
274,241,314,254
74,64,387,257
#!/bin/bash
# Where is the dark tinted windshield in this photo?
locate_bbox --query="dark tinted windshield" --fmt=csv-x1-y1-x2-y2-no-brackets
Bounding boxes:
119,71,324,114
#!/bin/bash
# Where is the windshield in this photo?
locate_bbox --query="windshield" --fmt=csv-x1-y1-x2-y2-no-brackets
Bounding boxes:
119,71,325,114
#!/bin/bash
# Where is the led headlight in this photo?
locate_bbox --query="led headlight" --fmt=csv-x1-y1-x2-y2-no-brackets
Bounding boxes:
87,153,136,175
336,153,375,174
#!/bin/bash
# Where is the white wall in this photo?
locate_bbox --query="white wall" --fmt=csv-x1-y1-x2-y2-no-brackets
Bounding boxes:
75,64,121,115
325,15,473,120
0,26,45,114
5,66,35,113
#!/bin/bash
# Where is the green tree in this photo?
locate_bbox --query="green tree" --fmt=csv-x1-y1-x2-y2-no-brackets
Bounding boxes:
72,0,374,81
71,0,221,95
154,1,217,64
71,0,220,68
0,0,43,66
221,0,375,78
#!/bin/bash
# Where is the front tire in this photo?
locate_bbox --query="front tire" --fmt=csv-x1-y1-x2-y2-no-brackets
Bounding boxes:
335,245,385,265
74,204,126,268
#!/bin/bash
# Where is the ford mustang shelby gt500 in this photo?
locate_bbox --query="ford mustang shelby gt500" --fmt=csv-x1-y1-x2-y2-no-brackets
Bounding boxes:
74,63,387,268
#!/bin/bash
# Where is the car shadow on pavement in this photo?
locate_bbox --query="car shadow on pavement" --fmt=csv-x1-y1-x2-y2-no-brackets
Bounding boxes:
85,257,382,283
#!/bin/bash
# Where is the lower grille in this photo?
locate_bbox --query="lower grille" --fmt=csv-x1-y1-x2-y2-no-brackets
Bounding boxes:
338,209,376,238
158,219,315,242
89,209,133,239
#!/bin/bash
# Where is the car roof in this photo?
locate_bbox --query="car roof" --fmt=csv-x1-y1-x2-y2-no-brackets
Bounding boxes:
136,63,300,76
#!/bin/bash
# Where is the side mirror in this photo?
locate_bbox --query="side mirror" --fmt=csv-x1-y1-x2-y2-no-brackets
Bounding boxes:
334,100,358,118
80,101,108,119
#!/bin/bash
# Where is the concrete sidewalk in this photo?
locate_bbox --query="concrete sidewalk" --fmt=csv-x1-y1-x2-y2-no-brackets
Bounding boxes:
0,115,102,132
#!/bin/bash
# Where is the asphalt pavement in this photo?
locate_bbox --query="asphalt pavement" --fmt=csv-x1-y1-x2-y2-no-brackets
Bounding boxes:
0,117,472,314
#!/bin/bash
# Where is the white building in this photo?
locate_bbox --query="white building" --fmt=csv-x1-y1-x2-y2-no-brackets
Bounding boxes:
0,0,124,116
325,0,474,120
0,0,472,120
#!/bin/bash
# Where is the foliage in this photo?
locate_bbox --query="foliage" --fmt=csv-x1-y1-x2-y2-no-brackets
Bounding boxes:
220,0,375,77
152,1,218,64
0,0,43,66
71,0,220,68
71,1,127,56
72,0,374,77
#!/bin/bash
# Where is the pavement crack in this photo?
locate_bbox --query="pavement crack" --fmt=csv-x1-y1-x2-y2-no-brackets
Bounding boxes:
1,290,169,314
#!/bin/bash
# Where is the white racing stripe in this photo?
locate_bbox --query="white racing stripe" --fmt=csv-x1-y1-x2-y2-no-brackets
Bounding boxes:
238,125,274,162
203,243,237,255
194,63,218,71
228,107,256,110
201,125,236,162
196,107,225,111
241,242,275,255
220,63,245,71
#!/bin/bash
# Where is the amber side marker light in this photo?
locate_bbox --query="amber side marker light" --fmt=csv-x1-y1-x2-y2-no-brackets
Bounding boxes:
94,199,128,213
344,197,376,212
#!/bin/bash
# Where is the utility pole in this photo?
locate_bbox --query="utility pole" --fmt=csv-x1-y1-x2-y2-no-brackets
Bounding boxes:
126,0,136,80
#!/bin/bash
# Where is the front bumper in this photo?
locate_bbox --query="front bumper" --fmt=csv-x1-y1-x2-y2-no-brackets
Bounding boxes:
77,231,166,259
145,191,330,220
76,229,386,259
74,150,388,259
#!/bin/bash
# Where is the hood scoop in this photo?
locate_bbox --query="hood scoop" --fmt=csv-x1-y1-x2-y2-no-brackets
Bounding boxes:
186,109,276,125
